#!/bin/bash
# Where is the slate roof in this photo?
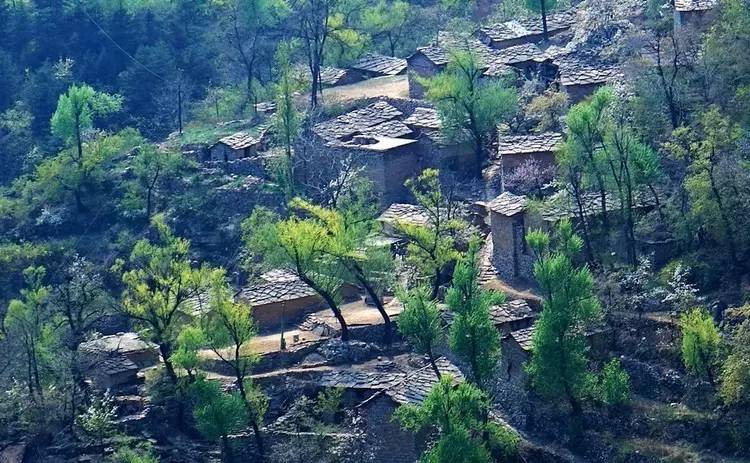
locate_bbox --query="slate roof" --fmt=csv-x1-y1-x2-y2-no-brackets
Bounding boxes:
377,203,431,227
497,132,563,156
483,62,517,78
403,107,442,129
320,67,350,86
412,46,450,67
556,54,623,86
351,53,408,76
99,355,139,375
387,358,464,405
239,279,319,307
487,192,528,217
494,43,549,65
508,326,535,352
260,269,300,284
489,299,536,326
674,0,718,11
215,131,260,150
313,101,404,142
538,188,662,222
479,10,577,45
320,370,407,390
80,332,156,356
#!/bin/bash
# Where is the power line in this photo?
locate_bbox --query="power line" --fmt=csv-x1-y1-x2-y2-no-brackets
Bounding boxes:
81,6,168,83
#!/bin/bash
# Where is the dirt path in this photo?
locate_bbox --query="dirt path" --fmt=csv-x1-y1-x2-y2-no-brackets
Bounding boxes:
321,75,409,102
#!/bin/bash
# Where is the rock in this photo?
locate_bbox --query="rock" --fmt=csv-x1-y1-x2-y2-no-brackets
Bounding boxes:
0,444,26,463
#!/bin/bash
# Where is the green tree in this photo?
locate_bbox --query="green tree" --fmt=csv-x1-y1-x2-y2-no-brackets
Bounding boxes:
49,257,112,422
679,307,720,385
219,0,288,110
424,51,517,177
394,377,519,462
391,169,467,299
200,272,268,458
397,287,445,379
76,392,118,453
243,208,350,340
50,84,121,210
4,267,53,403
291,196,396,343
361,0,411,56
446,239,504,388
525,220,601,415
192,379,249,463
591,358,631,407
273,40,301,198
720,318,750,407
117,215,218,384
121,145,185,221
525,0,557,40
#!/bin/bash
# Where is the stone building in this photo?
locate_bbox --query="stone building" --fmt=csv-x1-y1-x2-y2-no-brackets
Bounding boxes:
489,299,537,334
492,131,563,183
350,53,408,78
486,192,535,281
477,10,577,50
237,270,361,331
555,53,623,103
79,332,159,390
238,274,324,332
320,67,363,87
673,0,719,30
377,203,431,237
305,99,478,203
318,357,465,463
407,46,449,98
208,131,263,162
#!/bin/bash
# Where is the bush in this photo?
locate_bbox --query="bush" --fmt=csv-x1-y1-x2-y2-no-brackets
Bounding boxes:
598,359,631,407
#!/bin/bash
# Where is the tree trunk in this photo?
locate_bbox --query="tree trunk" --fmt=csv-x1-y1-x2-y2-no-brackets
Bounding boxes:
354,267,391,345
540,0,549,40
158,342,178,384
237,374,265,461
428,352,441,380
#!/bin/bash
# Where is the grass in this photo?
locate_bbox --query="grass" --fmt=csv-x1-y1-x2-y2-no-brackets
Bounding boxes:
176,119,266,146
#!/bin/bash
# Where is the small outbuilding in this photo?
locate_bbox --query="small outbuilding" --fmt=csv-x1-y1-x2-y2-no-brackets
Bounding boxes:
209,131,262,162
555,54,623,103
350,53,408,78
674,0,719,30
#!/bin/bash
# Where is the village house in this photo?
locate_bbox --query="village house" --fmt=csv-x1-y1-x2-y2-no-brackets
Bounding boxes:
402,106,477,176
79,332,159,390
350,53,408,79
407,46,449,98
502,323,612,380
673,0,719,30
485,192,535,282
320,66,363,87
377,203,431,237
493,131,563,185
237,270,361,332
317,357,464,463
306,100,478,203
477,10,577,50
208,131,263,162
554,53,623,102
442,298,536,334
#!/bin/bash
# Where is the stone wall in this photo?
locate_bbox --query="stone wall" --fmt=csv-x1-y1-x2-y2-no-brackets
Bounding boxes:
202,156,267,177
490,211,535,281
407,54,442,98
360,395,420,463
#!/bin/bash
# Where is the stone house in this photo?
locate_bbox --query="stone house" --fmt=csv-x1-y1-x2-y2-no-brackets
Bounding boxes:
486,192,536,281
306,100,478,203
79,332,159,390
477,10,577,50
350,53,407,79
502,323,612,380
493,132,563,184
402,106,477,177
208,131,263,162
320,66,363,87
407,46,449,98
319,357,464,463
237,270,361,332
674,0,719,30
554,53,623,103
377,203,431,237
489,299,537,334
